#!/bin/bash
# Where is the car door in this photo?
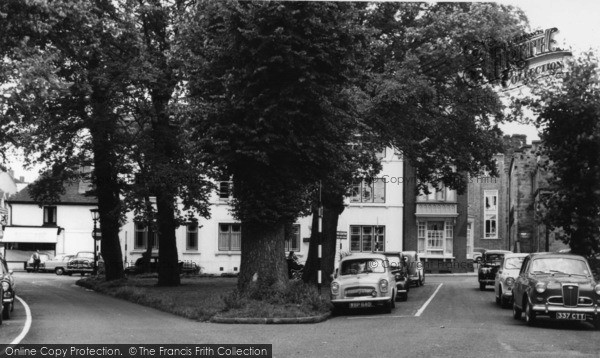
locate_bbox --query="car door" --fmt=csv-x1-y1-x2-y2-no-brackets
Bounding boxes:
513,256,530,308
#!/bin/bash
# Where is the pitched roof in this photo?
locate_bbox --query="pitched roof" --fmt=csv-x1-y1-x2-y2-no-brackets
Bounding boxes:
8,181,97,205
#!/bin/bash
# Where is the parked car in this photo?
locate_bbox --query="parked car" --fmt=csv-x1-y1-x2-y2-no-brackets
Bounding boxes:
402,251,425,286
494,253,528,307
512,252,600,329
478,250,512,290
1,254,15,320
66,252,103,276
472,247,486,263
124,254,200,275
330,253,398,314
25,252,52,272
44,254,75,275
383,252,410,301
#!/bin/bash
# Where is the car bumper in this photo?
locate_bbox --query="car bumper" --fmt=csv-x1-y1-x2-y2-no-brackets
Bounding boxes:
479,279,495,285
3,291,14,304
331,297,391,304
531,303,600,315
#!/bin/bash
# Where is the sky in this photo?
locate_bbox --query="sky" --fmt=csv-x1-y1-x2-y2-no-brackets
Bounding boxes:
7,1,600,182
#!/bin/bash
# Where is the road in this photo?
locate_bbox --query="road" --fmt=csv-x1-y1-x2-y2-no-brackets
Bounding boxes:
2,272,598,357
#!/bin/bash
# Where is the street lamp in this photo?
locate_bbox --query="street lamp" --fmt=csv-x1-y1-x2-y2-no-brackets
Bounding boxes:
90,208,100,276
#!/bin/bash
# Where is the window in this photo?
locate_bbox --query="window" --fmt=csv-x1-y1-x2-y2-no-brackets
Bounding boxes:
285,224,300,252
350,225,385,252
43,206,57,226
134,223,159,250
417,220,454,256
219,181,233,200
350,179,385,203
186,223,198,250
466,221,474,259
218,223,241,251
417,183,455,202
484,190,498,238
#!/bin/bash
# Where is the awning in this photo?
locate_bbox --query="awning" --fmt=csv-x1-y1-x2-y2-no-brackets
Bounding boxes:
0,226,60,243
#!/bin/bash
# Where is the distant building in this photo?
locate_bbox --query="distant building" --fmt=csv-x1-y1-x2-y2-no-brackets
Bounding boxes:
1,181,98,269
466,154,510,256
507,140,567,253
403,162,469,273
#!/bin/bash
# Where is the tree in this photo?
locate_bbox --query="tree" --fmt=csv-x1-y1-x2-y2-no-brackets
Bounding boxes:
303,2,528,286
183,1,371,293
0,0,138,280
521,54,600,256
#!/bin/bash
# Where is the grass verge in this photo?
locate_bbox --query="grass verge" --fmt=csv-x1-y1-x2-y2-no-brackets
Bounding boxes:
77,275,331,322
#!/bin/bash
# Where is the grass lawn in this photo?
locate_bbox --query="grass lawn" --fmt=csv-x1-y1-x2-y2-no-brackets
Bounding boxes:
77,275,331,322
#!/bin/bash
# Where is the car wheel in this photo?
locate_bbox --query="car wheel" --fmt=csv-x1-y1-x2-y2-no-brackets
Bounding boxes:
55,267,65,275
500,295,510,309
402,292,408,301
331,304,344,316
383,299,393,313
391,294,396,309
479,282,486,291
2,304,9,320
593,317,600,330
524,298,536,326
420,276,425,286
512,301,522,320
495,288,501,305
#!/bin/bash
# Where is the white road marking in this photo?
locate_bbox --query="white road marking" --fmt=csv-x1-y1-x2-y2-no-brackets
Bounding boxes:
415,283,443,317
346,315,415,320
10,296,32,345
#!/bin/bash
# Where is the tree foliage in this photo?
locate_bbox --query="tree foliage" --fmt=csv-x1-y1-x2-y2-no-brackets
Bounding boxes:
520,54,600,256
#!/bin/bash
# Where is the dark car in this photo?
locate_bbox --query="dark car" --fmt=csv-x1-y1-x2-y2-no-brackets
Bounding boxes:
402,251,425,286
383,252,410,301
124,254,200,275
478,250,512,290
512,252,600,329
66,251,104,275
0,254,15,320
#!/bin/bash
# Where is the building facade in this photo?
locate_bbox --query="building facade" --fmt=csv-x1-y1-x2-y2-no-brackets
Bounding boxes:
403,162,469,273
1,181,98,270
120,148,405,274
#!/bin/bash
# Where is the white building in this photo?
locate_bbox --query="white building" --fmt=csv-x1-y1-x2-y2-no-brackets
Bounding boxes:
1,181,98,269
119,148,404,274
1,150,404,274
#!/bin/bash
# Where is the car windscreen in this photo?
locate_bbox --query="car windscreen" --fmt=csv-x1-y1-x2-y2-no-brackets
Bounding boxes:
530,257,590,276
484,254,505,264
341,258,386,275
504,257,525,270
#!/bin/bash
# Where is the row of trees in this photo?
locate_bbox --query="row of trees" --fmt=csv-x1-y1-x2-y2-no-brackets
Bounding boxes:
1,1,531,293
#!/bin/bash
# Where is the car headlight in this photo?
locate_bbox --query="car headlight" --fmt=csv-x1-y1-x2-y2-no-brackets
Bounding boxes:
594,284,600,295
1,281,9,291
505,277,515,287
331,282,339,295
535,282,547,293
380,279,389,293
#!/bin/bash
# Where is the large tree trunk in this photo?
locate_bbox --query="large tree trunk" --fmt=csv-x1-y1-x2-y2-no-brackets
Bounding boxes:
238,221,288,294
156,190,180,286
90,82,124,281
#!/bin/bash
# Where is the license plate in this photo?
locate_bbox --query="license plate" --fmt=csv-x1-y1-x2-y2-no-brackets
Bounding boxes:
349,302,372,309
556,312,586,320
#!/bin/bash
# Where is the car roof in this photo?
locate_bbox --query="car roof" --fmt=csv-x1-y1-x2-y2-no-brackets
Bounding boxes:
528,252,588,260
340,253,388,261
503,253,528,258
484,250,512,254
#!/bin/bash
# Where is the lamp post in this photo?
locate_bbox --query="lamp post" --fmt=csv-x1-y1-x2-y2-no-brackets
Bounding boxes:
90,208,100,276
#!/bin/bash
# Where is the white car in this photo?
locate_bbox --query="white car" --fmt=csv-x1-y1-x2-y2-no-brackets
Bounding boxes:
494,253,528,308
330,253,398,314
